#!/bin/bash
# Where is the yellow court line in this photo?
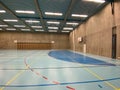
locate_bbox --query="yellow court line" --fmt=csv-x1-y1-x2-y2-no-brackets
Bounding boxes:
62,52,119,90
82,66,119,90
0,60,33,90
0,70,25,90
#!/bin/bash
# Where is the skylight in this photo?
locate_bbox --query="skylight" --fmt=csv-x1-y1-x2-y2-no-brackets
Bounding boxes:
63,27,73,30
0,10,6,13
25,20,40,23
21,29,30,31
62,31,70,33
47,21,60,24
6,28,16,31
15,10,35,14
35,29,44,31
3,19,18,22
49,30,57,32
48,27,58,29
66,22,79,25
83,0,105,3
72,14,88,18
31,26,42,28
45,12,63,16
0,25,8,27
14,25,25,28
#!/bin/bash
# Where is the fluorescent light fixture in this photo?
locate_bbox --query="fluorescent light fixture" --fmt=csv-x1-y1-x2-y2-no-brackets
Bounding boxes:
49,30,57,32
6,28,16,31
0,10,6,13
31,26,42,28
45,12,63,16
83,0,105,3
15,10,35,14
14,25,25,28
21,29,30,31
3,19,18,22
35,29,44,31
47,21,60,24
63,27,73,30
48,27,58,29
25,20,40,23
0,25,8,27
72,14,88,18
62,31,70,33
66,22,79,25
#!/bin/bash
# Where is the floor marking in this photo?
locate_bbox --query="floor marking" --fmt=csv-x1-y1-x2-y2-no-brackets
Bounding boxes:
61,51,119,90
116,88,120,90
24,55,76,90
98,84,103,88
0,51,39,90
0,70,25,90
83,67,118,90
66,86,75,90
52,81,60,84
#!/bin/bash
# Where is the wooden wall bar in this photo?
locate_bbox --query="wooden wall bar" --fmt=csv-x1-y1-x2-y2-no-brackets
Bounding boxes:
17,43,51,50
0,32,69,50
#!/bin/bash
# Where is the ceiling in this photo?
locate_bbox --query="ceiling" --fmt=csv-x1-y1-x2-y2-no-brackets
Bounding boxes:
0,0,108,33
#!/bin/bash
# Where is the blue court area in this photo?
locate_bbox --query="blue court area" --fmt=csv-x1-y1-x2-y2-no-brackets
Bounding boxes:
0,50,120,90
48,50,116,66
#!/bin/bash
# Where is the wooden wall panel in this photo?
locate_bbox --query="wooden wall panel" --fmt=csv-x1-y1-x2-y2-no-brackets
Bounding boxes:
0,32,69,50
69,4,113,58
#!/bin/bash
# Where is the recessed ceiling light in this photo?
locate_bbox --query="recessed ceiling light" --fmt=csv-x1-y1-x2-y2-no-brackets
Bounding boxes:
66,22,79,25
25,20,40,23
3,19,18,22
31,26,42,28
15,10,35,14
45,12,63,16
63,27,73,30
35,29,44,31
6,28,16,31
47,21,60,24
0,25,8,27
0,10,6,13
21,29,30,31
72,14,88,18
62,31,70,33
83,0,105,3
49,30,57,32
14,25,25,28
48,27,58,29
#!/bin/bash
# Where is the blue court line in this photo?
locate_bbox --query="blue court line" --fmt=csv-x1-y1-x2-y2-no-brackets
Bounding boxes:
48,50,115,66
0,66,110,70
0,77,120,87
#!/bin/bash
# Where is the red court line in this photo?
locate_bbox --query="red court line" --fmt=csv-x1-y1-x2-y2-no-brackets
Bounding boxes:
24,53,76,90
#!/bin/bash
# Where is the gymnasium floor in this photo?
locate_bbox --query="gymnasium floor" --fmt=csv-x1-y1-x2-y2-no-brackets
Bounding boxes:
0,50,120,90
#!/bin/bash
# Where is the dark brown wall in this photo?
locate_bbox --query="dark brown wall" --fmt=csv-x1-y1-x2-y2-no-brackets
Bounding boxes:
0,32,70,49
70,2,120,59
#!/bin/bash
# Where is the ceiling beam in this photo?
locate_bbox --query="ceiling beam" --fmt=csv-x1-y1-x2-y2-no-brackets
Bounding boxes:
34,0,47,32
0,1,35,32
59,0,76,31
